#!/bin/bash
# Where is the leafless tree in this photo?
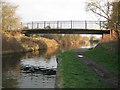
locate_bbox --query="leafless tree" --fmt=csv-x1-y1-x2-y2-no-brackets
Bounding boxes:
86,0,120,40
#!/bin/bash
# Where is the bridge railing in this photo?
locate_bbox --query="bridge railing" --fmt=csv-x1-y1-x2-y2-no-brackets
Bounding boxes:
20,20,108,30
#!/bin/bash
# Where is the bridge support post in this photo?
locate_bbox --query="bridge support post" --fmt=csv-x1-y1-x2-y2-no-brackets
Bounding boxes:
110,29,112,39
102,34,104,39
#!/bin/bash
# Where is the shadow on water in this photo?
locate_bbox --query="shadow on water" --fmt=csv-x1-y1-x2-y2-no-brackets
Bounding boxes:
2,41,99,88
2,48,58,88
2,53,23,88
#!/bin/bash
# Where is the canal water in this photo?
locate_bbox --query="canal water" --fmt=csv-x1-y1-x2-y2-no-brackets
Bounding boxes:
2,42,97,88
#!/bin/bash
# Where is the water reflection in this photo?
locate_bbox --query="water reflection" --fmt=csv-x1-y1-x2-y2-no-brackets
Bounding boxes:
2,53,22,88
2,41,98,88
2,48,58,88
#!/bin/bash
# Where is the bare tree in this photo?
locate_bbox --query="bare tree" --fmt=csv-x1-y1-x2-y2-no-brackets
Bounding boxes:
86,0,112,23
86,0,120,40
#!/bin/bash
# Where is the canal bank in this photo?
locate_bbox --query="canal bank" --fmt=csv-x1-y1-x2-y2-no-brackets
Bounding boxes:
2,38,90,88
56,41,118,88
2,31,90,55
2,32,59,55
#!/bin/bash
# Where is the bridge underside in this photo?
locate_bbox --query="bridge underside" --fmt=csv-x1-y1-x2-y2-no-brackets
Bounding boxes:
23,29,110,34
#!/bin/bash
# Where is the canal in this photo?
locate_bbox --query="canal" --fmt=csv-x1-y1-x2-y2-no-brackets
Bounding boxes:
2,42,97,88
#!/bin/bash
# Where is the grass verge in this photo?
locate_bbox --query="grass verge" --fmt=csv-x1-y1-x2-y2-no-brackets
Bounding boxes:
84,45,118,75
58,51,111,88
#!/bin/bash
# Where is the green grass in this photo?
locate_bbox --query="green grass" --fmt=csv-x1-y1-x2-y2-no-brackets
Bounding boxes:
84,46,118,75
58,51,111,88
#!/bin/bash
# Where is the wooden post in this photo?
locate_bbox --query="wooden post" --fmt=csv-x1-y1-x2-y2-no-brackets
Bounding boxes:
85,21,87,29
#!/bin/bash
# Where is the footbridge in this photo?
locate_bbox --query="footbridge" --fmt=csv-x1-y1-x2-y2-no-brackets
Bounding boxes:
19,20,110,34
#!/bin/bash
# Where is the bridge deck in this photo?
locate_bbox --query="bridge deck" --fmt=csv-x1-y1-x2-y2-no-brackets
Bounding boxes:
7,20,110,34
20,20,110,34
23,29,110,34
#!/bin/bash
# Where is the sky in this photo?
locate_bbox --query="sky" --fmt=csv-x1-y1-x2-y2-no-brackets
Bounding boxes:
8,0,99,23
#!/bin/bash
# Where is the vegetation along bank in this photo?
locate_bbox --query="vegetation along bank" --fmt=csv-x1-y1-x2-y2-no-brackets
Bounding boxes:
56,40,119,88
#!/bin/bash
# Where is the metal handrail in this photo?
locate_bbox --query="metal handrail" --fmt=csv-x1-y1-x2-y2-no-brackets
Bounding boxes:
19,20,108,30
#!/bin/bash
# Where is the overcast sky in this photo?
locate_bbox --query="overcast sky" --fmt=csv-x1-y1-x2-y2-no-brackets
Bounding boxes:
8,0,100,22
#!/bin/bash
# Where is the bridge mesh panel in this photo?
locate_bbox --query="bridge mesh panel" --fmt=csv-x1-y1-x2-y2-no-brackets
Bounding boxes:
72,21,85,29
45,21,57,29
60,21,71,29
87,21,100,29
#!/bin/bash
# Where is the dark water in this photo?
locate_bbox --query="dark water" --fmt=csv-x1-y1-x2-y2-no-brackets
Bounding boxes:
2,42,98,88
2,48,59,88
